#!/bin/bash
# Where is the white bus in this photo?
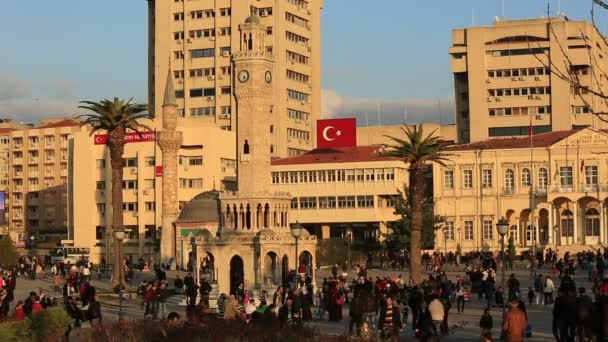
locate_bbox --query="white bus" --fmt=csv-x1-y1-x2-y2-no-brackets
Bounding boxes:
50,246,90,264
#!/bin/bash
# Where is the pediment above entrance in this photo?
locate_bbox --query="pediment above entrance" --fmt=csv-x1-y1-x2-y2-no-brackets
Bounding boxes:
550,128,608,148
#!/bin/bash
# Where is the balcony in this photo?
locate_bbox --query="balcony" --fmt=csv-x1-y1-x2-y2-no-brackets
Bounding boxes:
13,158,22,165
551,183,603,193
13,185,22,192
29,158,39,164
503,187,515,195
13,172,22,178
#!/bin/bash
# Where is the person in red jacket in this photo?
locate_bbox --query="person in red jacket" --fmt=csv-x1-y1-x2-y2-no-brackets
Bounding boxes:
14,301,25,321
31,296,43,315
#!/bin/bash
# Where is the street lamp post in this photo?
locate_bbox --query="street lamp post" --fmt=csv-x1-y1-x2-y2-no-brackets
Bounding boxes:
442,225,448,256
291,221,302,285
554,225,559,247
496,217,509,324
113,227,126,322
346,230,352,270
29,234,35,250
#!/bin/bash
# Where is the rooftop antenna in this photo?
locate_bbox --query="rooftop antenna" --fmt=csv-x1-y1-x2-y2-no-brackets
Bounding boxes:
404,104,408,124
377,103,381,127
501,0,505,19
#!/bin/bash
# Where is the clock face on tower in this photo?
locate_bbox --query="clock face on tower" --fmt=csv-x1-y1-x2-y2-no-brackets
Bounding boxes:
238,70,249,83
265,71,272,83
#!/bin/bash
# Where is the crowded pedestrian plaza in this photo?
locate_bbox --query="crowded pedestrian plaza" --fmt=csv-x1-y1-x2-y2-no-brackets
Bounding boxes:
1,249,607,341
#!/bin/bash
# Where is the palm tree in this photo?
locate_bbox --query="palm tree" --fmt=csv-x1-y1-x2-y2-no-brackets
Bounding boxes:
382,124,452,285
78,97,151,289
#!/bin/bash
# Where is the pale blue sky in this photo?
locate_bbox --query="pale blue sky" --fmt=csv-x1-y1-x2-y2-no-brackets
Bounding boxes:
0,0,605,124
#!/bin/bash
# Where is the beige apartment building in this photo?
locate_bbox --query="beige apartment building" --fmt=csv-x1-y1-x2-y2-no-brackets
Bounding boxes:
68,121,236,263
433,127,608,254
8,119,81,248
148,0,322,158
450,17,608,144
270,146,406,239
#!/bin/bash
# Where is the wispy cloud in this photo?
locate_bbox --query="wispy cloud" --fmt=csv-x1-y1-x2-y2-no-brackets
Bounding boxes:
0,75,79,123
322,89,455,126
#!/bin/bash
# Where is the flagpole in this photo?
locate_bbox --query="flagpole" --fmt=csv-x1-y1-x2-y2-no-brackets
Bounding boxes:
530,116,535,280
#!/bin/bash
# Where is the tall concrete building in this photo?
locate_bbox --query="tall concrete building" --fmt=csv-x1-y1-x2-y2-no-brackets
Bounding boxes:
450,17,608,143
8,119,81,247
147,0,323,158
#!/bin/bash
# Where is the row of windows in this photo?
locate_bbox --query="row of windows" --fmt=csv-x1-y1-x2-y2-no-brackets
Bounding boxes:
291,195,375,209
179,178,203,189
287,0,308,9
286,31,309,46
486,48,548,57
287,89,309,102
489,125,552,137
173,8,230,21
190,107,215,117
443,221,485,240
271,168,396,184
287,148,307,157
178,156,203,166
487,67,550,78
444,165,600,190
489,106,551,117
287,128,310,141
288,108,309,121
287,50,309,65
251,6,273,17
572,106,591,114
285,12,308,28
488,87,551,97
287,69,310,83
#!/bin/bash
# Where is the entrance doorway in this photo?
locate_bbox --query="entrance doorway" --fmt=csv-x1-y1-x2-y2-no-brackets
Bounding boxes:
229,255,244,295
281,255,289,285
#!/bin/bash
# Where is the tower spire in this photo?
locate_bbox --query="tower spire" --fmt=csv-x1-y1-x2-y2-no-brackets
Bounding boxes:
163,67,177,107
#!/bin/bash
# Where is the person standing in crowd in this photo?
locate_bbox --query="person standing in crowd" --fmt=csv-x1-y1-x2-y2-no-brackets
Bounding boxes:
428,294,444,341
158,282,170,319
223,294,239,320
503,298,527,342
199,277,212,307
378,295,396,339
576,287,593,342
534,274,543,305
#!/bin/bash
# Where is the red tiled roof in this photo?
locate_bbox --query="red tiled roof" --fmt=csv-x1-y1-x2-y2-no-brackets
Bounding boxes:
0,128,17,134
450,130,583,151
271,146,399,166
37,119,79,129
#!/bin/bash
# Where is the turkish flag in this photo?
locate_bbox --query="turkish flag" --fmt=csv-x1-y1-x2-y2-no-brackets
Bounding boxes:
317,118,357,148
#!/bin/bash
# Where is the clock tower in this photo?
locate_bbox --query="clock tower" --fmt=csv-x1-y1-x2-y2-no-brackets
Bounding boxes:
232,15,275,195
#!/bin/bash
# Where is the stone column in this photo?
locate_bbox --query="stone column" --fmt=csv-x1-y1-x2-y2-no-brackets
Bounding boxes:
548,205,554,245
572,202,579,245
601,202,606,245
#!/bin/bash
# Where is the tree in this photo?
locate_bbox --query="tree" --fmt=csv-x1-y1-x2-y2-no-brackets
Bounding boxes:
382,124,452,284
0,238,19,266
385,185,443,255
78,98,150,289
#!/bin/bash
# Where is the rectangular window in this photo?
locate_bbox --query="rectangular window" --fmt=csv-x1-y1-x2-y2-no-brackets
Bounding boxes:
272,172,280,184
285,12,308,28
122,202,138,212
189,68,215,77
190,48,215,58
357,195,374,208
220,47,231,55
286,31,309,45
291,198,298,209
145,202,156,211
385,168,395,180
96,181,105,190
96,203,105,215
464,221,474,240
179,178,203,188
337,196,355,208
179,156,204,166
220,8,231,16
289,171,298,183
327,170,336,182
585,166,598,185
463,169,473,188
345,170,355,182
287,50,309,65
364,169,375,181
221,87,231,95
444,170,454,189
355,169,364,181
483,220,493,240
144,157,155,167
560,167,573,187
280,172,288,183
286,69,310,83
308,171,316,182
299,171,308,183
482,169,492,188
376,168,385,181
299,197,317,209
445,222,455,240
122,180,137,189
318,170,326,182
190,107,216,117
287,89,309,102
124,158,137,167
189,88,215,98
287,109,310,121
318,196,336,209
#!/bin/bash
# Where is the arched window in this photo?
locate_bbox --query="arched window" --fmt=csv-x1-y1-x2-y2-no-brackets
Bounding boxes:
538,168,548,190
585,208,600,237
505,169,514,192
521,168,531,187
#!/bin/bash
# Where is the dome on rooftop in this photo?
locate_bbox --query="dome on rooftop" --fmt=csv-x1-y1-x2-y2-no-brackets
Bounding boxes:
245,15,261,24
176,190,221,224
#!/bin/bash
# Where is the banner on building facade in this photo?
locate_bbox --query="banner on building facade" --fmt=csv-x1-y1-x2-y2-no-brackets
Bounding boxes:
316,118,357,148
94,131,156,145
0,191,5,225
155,166,163,177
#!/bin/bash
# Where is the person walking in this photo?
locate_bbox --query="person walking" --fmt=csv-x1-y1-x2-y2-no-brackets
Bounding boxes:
544,276,555,305
479,308,493,340
534,274,543,305
158,282,170,319
223,294,240,320
503,298,527,342
428,294,444,341
456,284,465,313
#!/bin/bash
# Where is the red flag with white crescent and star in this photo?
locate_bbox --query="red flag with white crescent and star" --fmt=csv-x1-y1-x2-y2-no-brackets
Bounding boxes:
316,118,357,148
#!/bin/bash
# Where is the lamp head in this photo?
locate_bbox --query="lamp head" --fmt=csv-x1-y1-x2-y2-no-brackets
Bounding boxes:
290,221,302,238
496,217,509,236
114,227,126,241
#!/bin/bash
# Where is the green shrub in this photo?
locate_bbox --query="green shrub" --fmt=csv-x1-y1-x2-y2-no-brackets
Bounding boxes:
0,320,32,342
0,238,19,266
29,307,71,340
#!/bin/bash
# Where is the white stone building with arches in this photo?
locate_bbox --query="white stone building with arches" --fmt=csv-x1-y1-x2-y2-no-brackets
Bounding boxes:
434,127,608,253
